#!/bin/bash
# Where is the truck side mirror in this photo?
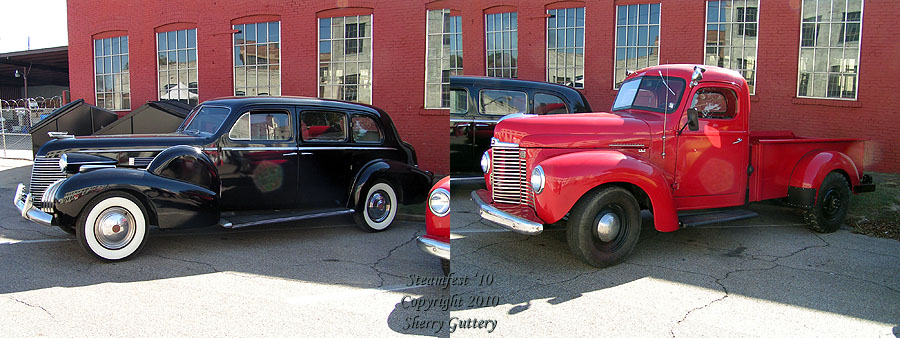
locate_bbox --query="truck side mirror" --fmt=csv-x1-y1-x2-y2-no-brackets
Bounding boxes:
686,108,700,131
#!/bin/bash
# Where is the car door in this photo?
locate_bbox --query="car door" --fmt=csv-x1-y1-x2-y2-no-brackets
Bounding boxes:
674,83,750,208
474,87,528,167
297,108,354,209
217,106,299,210
450,86,476,173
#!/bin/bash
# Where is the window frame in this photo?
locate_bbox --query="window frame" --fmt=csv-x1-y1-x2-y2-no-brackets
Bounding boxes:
227,109,294,143
299,110,350,143
93,35,131,111
545,7,586,89
317,15,375,104
232,21,282,97
484,12,519,78
424,9,462,109
795,0,864,101
613,3,661,89
350,113,385,144
704,0,760,95
156,28,199,104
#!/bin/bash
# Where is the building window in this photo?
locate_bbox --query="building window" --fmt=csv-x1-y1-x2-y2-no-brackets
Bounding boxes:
319,15,373,104
547,7,585,89
94,36,130,110
798,0,862,100
614,4,660,88
234,21,281,96
157,29,198,105
485,12,517,78
706,1,759,94
425,10,462,109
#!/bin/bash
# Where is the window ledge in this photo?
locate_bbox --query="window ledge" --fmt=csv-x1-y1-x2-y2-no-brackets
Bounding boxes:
791,97,862,108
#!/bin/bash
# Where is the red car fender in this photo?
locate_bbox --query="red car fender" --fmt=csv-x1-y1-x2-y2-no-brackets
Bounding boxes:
425,176,451,240
789,150,860,191
534,150,680,232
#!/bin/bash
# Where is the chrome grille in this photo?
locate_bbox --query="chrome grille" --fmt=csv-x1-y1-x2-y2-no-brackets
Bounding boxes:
30,156,67,208
490,145,534,207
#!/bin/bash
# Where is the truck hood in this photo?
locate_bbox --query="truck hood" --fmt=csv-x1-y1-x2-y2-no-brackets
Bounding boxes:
493,112,651,149
38,133,209,156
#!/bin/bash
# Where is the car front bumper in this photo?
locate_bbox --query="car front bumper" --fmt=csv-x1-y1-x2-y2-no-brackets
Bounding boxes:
470,189,543,235
417,235,450,260
13,183,52,227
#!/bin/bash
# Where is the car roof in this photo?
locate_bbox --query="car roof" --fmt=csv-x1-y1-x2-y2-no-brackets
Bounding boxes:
626,64,748,88
450,75,581,92
201,96,385,116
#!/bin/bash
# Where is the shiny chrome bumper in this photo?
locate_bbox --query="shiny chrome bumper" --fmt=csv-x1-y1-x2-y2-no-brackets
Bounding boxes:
471,190,543,235
417,236,450,260
13,183,52,227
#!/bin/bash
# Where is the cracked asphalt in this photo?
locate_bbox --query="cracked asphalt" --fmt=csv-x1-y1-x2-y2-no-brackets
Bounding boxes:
449,181,900,337
0,159,448,337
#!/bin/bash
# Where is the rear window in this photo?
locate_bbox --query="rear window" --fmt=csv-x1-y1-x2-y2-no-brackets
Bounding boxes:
534,93,569,115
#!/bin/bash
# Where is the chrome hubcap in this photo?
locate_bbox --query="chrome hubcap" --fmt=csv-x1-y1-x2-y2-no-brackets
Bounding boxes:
94,207,136,250
367,190,391,223
596,212,620,242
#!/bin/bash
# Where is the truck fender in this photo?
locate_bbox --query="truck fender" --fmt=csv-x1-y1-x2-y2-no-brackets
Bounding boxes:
50,168,219,229
147,145,220,193
347,159,433,209
787,150,860,206
534,150,679,232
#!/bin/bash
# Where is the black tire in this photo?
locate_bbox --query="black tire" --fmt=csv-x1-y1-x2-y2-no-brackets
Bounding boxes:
353,180,398,232
566,186,641,268
441,259,450,276
58,223,76,235
803,172,850,233
76,191,150,261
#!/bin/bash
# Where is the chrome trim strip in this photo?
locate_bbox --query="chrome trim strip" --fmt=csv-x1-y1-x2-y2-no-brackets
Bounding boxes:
217,146,398,151
471,190,543,235
449,176,485,183
473,119,499,124
450,119,471,123
221,209,355,229
76,148,167,153
490,137,519,148
79,165,117,172
417,236,450,260
220,147,297,151
609,143,646,148
13,184,52,227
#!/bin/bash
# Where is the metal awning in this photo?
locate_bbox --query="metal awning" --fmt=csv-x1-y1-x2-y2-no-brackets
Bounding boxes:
0,46,69,88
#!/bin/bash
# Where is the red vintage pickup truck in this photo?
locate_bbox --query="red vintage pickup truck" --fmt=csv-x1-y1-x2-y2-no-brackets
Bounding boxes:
472,64,876,267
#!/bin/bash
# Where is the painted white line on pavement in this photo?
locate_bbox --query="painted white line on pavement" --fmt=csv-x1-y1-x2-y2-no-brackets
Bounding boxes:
284,284,431,305
0,238,72,245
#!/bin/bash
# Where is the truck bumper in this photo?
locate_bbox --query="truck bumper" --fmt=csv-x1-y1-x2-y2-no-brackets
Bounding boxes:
471,189,543,235
417,235,450,260
13,184,53,227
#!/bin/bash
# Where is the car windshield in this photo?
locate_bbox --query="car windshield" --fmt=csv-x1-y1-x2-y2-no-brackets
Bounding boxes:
181,106,231,135
612,76,686,114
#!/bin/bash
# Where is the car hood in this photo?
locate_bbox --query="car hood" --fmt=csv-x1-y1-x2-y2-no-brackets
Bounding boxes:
37,133,209,156
492,112,651,149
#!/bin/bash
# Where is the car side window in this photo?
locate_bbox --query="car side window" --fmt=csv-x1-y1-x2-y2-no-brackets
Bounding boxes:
480,89,527,116
690,89,735,119
451,88,468,115
351,114,383,143
533,93,569,115
301,111,347,142
228,111,292,141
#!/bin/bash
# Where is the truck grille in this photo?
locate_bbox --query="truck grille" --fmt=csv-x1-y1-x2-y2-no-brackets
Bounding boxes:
30,156,67,208
490,145,534,207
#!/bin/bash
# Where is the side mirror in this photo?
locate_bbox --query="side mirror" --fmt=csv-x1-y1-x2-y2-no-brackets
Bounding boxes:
690,66,706,87
686,108,700,131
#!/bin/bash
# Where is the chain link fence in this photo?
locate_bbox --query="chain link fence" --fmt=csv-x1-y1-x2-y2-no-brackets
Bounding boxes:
0,96,64,160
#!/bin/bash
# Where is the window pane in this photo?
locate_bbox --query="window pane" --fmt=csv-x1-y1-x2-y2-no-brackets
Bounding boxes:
480,89,527,116
351,115,383,143
534,93,568,115
301,111,347,142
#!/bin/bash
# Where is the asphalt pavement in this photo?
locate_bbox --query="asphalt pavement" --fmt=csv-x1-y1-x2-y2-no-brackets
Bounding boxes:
449,180,900,337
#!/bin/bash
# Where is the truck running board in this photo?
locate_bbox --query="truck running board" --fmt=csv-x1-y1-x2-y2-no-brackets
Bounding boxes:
219,209,355,229
678,209,758,227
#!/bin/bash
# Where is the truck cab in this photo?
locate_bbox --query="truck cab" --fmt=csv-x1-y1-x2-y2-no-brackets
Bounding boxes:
472,65,875,268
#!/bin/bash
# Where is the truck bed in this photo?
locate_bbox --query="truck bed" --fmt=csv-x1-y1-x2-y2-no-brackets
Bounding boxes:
748,131,866,202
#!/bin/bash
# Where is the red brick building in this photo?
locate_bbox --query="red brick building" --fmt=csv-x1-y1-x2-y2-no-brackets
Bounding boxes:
453,0,900,172
66,0,451,174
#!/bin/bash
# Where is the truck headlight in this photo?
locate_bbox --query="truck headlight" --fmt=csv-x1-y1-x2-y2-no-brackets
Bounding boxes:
531,165,545,194
428,187,450,217
58,154,68,172
480,151,490,173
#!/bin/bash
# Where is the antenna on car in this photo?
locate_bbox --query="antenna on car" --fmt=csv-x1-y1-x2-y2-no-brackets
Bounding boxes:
658,69,675,158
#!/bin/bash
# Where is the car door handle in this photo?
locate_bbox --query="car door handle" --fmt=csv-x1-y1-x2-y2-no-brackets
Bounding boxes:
283,152,298,156
300,152,313,155
732,138,743,144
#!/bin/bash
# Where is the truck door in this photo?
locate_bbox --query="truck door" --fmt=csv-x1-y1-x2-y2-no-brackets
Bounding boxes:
674,84,749,208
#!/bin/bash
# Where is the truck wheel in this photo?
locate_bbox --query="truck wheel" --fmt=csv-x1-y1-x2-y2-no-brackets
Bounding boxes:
76,192,150,261
803,172,850,233
566,186,641,268
354,181,398,232
441,259,450,276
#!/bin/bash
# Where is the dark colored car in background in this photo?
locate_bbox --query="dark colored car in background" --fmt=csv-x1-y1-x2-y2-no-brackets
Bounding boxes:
449,76,592,176
14,96,432,261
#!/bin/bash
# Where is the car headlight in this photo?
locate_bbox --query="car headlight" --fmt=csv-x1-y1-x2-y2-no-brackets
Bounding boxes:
428,187,450,217
480,151,490,173
531,165,545,194
58,154,68,172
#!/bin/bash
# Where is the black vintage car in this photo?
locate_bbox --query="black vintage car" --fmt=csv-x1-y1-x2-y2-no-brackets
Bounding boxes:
14,96,432,261
449,76,592,175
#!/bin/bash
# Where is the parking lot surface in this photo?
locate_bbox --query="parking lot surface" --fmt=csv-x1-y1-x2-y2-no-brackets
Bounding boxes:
450,181,900,337
0,159,447,337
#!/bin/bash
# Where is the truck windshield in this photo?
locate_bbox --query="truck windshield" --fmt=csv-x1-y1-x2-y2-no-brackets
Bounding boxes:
181,106,231,135
612,76,686,114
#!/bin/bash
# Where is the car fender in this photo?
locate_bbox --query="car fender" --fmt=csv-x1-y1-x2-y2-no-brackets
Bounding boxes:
50,167,219,229
146,145,220,193
787,150,860,206
348,159,433,208
534,150,679,232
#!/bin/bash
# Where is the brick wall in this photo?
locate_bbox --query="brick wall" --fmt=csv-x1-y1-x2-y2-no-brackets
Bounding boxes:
67,0,449,175
456,0,900,173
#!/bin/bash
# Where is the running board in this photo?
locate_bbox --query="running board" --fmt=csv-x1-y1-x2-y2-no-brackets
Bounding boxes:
679,209,758,227
219,209,355,229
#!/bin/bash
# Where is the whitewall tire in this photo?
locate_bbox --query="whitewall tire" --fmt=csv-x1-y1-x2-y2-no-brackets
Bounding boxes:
355,181,398,232
76,192,149,261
